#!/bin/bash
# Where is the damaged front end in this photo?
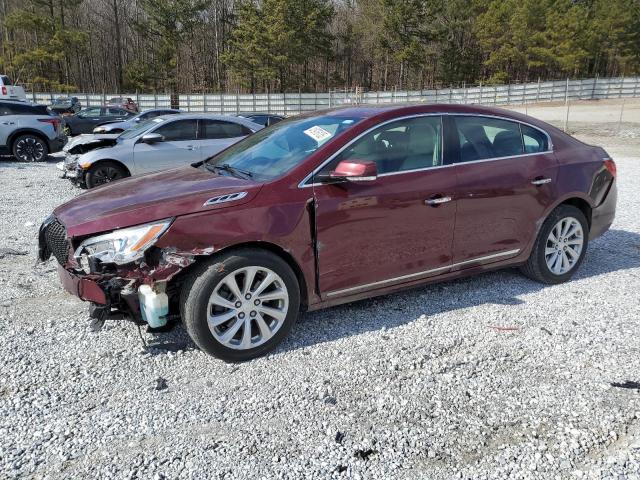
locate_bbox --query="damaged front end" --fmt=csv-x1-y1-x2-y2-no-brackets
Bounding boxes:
38,215,209,329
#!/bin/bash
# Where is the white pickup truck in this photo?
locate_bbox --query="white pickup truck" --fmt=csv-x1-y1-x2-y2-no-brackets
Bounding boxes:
0,75,27,101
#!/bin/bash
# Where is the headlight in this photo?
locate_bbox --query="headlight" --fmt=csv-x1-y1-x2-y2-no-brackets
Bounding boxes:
93,127,106,133
74,219,172,266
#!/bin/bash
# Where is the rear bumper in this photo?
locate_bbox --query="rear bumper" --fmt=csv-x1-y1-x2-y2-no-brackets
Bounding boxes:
590,180,617,240
48,135,67,153
57,265,107,304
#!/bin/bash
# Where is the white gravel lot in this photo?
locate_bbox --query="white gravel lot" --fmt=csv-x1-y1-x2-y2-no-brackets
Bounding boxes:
0,103,639,479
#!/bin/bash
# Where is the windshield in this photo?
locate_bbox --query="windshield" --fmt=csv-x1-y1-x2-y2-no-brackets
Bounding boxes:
118,117,165,139
206,115,363,180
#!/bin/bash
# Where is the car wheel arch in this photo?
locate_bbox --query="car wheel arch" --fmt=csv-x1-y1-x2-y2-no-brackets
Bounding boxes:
8,129,49,150
172,241,310,312
559,197,592,228
86,159,131,177
519,193,594,261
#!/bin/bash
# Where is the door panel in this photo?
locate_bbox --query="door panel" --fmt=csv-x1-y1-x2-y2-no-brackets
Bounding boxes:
198,120,249,159
133,119,201,174
450,115,558,266
133,141,201,174
313,115,456,297
199,138,238,158
315,171,457,296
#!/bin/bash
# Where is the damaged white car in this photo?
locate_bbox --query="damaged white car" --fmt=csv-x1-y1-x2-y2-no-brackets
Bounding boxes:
57,114,263,189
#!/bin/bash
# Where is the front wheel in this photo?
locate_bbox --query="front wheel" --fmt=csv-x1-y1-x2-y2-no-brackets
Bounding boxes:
180,249,300,361
12,134,48,162
520,205,589,284
85,161,128,188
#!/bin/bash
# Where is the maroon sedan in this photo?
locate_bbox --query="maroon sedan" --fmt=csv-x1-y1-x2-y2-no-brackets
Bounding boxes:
39,104,617,361
106,96,139,112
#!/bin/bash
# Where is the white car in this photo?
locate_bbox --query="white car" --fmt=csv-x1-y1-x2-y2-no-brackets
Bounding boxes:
59,114,263,188
0,75,27,101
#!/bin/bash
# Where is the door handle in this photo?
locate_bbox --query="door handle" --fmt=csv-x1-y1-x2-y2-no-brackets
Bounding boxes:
1,121,15,125
531,177,552,186
425,196,452,206
186,145,196,151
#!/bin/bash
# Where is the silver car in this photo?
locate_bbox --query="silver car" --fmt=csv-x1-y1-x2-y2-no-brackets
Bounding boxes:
62,114,263,188
1,100,66,161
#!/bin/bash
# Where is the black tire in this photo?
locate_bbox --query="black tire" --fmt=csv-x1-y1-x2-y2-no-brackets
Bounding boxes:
520,205,589,284
85,161,128,189
180,249,300,362
12,134,49,162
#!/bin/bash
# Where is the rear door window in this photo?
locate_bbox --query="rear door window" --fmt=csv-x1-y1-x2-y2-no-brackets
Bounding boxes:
81,107,102,117
453,116,524,162
521,124,549,153
154,119,198,141
1,103,40,115
200,120,251,139
106,107,126,116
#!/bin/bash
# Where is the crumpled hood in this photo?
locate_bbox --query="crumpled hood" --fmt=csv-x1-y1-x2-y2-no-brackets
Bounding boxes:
63,134,120,153
54,166,262,238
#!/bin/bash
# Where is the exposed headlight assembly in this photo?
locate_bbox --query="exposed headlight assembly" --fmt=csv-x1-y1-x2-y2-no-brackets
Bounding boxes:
74,219,172,266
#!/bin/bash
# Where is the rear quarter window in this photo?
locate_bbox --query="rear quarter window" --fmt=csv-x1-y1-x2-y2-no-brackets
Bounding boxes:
521,124,549,153
0,103,44,115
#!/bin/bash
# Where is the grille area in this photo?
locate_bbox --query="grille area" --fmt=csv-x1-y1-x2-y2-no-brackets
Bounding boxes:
44,219,70,265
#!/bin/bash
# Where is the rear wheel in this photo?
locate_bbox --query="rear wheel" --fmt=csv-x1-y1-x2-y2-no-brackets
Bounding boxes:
85,161,128,188
180,249,300,362
12,134,48,162
520,205,589,284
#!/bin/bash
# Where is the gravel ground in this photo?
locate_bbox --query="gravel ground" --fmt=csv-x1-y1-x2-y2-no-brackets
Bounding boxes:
0,107,639,479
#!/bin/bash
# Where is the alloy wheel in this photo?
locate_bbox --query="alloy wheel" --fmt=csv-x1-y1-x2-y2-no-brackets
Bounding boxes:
207,266,289,350
15,137,45,162
92,166,123,185
545,217,584,275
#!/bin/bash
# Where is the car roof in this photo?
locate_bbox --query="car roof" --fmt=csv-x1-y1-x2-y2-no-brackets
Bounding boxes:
152,113,264,130
238,112,284,117
299,103,560,133
139,108,182,113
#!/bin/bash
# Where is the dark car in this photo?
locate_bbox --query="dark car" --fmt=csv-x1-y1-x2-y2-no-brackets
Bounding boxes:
51,96,81,115
39,104,617,361
63,106,135,135
92,108,182,134
106,97,139,112
237,112,284,127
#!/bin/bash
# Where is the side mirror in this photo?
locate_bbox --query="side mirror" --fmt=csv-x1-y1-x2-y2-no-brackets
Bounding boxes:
140,133,164,144
329,160,378,182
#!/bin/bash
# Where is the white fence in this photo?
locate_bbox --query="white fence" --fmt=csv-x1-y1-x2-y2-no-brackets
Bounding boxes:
28,77,640,115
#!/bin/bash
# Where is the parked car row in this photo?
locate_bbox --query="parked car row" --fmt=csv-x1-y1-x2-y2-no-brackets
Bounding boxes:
36,103,617,362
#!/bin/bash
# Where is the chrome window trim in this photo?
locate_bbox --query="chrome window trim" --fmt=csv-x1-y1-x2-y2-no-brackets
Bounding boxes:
325,248,521,298
298,112,553,188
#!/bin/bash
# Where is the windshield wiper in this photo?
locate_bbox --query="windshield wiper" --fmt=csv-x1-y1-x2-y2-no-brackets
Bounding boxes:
207,163,253,179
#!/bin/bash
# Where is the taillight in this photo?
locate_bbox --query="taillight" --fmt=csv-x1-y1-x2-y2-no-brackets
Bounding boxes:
38,118,61,131
604,158,617,178
1,86,6,95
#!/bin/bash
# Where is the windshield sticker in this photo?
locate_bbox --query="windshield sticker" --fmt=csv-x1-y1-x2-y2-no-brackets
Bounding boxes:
304,126,333,143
